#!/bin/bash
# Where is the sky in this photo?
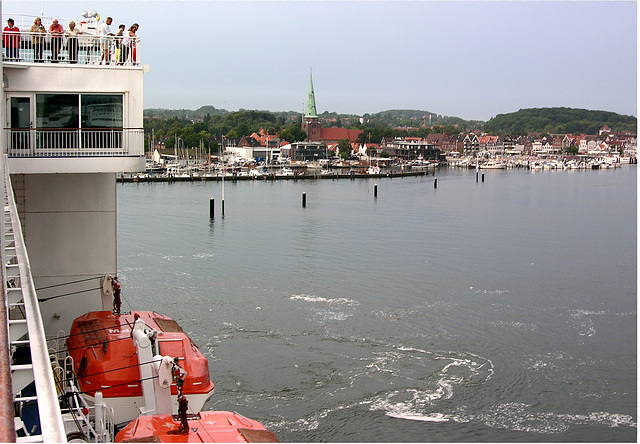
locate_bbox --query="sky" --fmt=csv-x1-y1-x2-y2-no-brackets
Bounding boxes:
4,1,637,121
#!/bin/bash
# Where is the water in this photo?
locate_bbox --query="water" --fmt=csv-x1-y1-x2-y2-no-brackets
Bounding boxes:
116,167,637,442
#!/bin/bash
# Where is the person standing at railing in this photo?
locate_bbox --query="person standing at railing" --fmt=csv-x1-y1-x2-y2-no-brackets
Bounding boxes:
49,18,64,62
115,24,125,65
66,21,82,64
2,18,21,61
121,23,138,65
99,17,114,65
30,17,46,62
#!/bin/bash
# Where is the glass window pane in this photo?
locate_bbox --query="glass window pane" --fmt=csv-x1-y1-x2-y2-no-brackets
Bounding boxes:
81,95,123,128
36,94,79,129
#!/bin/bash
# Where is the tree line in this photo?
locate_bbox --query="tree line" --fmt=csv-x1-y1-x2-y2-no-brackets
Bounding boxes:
143,109,465,151
483,107,637,135
143,106,636,151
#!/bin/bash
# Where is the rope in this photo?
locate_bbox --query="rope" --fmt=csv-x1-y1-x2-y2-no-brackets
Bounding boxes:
36,276,104,291
63,374,160,396
53,335,132,355
56,357,161,385
49,321,130,341
38,286,102,302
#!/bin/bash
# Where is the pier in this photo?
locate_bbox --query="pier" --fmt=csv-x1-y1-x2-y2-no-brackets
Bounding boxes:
120,169,433,183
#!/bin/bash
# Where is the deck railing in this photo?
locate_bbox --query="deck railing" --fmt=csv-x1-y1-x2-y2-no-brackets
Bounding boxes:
2,32,140,66
0,155,67,442
5,128,144,157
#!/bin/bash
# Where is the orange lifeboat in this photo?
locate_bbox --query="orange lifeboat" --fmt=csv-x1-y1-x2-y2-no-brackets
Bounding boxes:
115,411,279,443
66,311,215,425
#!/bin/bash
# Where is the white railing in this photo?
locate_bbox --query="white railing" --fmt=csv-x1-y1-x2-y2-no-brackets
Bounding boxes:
5,128,144,157
2,32,140,66
0,155,67,442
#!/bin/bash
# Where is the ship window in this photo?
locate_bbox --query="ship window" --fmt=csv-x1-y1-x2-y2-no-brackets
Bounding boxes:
36,94,79,129
35,94,123,129
81,95,123,129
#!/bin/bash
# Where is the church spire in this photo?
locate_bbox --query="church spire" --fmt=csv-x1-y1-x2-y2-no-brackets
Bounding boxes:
305,68,318,119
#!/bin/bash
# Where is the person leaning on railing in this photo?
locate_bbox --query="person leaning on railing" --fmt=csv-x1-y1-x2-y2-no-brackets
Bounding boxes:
66,21,82,64
30,17,46,62
49,18,64,63
115,24,125,65
121,23,139,65
2,18,21,61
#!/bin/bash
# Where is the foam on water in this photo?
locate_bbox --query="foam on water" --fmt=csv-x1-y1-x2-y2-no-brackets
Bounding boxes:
363,349,494,423
470,402,637,434
290,294,360,306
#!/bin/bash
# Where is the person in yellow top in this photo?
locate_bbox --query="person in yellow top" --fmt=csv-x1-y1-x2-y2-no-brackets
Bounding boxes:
30,17,45,62
66,21,82,64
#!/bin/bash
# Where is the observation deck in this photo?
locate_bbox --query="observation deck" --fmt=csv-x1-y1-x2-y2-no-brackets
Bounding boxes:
2,23,146,174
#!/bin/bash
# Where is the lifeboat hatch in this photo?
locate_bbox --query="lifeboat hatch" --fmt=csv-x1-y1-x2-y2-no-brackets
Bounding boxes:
239,428,280,443
153,318,183,333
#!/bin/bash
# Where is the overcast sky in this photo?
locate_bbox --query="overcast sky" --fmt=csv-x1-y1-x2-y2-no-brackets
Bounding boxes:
4,1,637,121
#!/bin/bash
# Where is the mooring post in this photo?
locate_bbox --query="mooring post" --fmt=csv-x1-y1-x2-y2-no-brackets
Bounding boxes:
482,173,485,182
434,177,437,188
209,197,214,219
302,192,307,208
374,183,378,198
476,172,479,182
221,199,225,216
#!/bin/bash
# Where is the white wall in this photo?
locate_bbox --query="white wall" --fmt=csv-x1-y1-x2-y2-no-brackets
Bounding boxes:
13,172,117,333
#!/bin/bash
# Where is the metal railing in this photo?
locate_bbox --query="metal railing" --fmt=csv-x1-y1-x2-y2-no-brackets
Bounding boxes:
0,155,67,442
2,32,140,66
5,128,144,157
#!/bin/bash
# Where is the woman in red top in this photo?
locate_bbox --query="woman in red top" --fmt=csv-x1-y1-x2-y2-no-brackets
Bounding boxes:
49,18,64,62
3,18,21,61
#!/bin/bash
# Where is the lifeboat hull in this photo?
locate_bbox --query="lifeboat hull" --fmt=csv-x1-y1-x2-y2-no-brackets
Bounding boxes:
66,311,215,425
115,411,279,443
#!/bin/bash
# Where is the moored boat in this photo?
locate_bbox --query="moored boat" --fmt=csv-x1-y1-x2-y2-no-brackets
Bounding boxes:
479,161,506,169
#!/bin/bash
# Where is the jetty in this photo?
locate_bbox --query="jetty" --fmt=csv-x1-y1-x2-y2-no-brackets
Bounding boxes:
120,169,433,183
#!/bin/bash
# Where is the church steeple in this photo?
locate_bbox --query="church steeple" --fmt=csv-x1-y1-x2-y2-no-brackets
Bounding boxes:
302,69,321,142
305,69,318,119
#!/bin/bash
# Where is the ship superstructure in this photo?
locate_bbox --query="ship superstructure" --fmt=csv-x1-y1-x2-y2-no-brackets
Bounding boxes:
0,12,146,442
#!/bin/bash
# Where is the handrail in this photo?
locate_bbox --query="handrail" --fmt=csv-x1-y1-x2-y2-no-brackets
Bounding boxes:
5,128,144,157
1,154,67,442
2,33,140,66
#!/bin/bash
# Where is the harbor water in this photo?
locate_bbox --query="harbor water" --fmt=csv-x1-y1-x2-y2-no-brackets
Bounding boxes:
116,166,637,442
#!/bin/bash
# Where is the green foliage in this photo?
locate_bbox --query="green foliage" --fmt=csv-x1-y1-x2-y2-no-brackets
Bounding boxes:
337,138,352,159
484,107,637,135
278,126,307,143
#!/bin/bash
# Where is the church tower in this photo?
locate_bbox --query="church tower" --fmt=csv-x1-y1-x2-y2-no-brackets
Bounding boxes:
302,69,321,142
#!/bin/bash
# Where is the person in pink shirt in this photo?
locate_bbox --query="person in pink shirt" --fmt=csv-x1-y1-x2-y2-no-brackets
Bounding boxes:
3,18,21,61
49,18,64,62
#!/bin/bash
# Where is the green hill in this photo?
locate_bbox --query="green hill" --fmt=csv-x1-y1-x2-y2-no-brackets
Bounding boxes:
484,107,637,135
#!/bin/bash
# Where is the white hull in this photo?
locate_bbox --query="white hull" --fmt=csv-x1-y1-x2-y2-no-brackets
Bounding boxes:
81,389,214,427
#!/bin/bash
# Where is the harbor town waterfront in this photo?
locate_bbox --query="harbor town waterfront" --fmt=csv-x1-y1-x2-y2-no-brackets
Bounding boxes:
117,165,636,442
0,3,634,441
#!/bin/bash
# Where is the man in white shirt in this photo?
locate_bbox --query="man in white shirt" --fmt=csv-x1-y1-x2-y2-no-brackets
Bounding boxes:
99,17,114,64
